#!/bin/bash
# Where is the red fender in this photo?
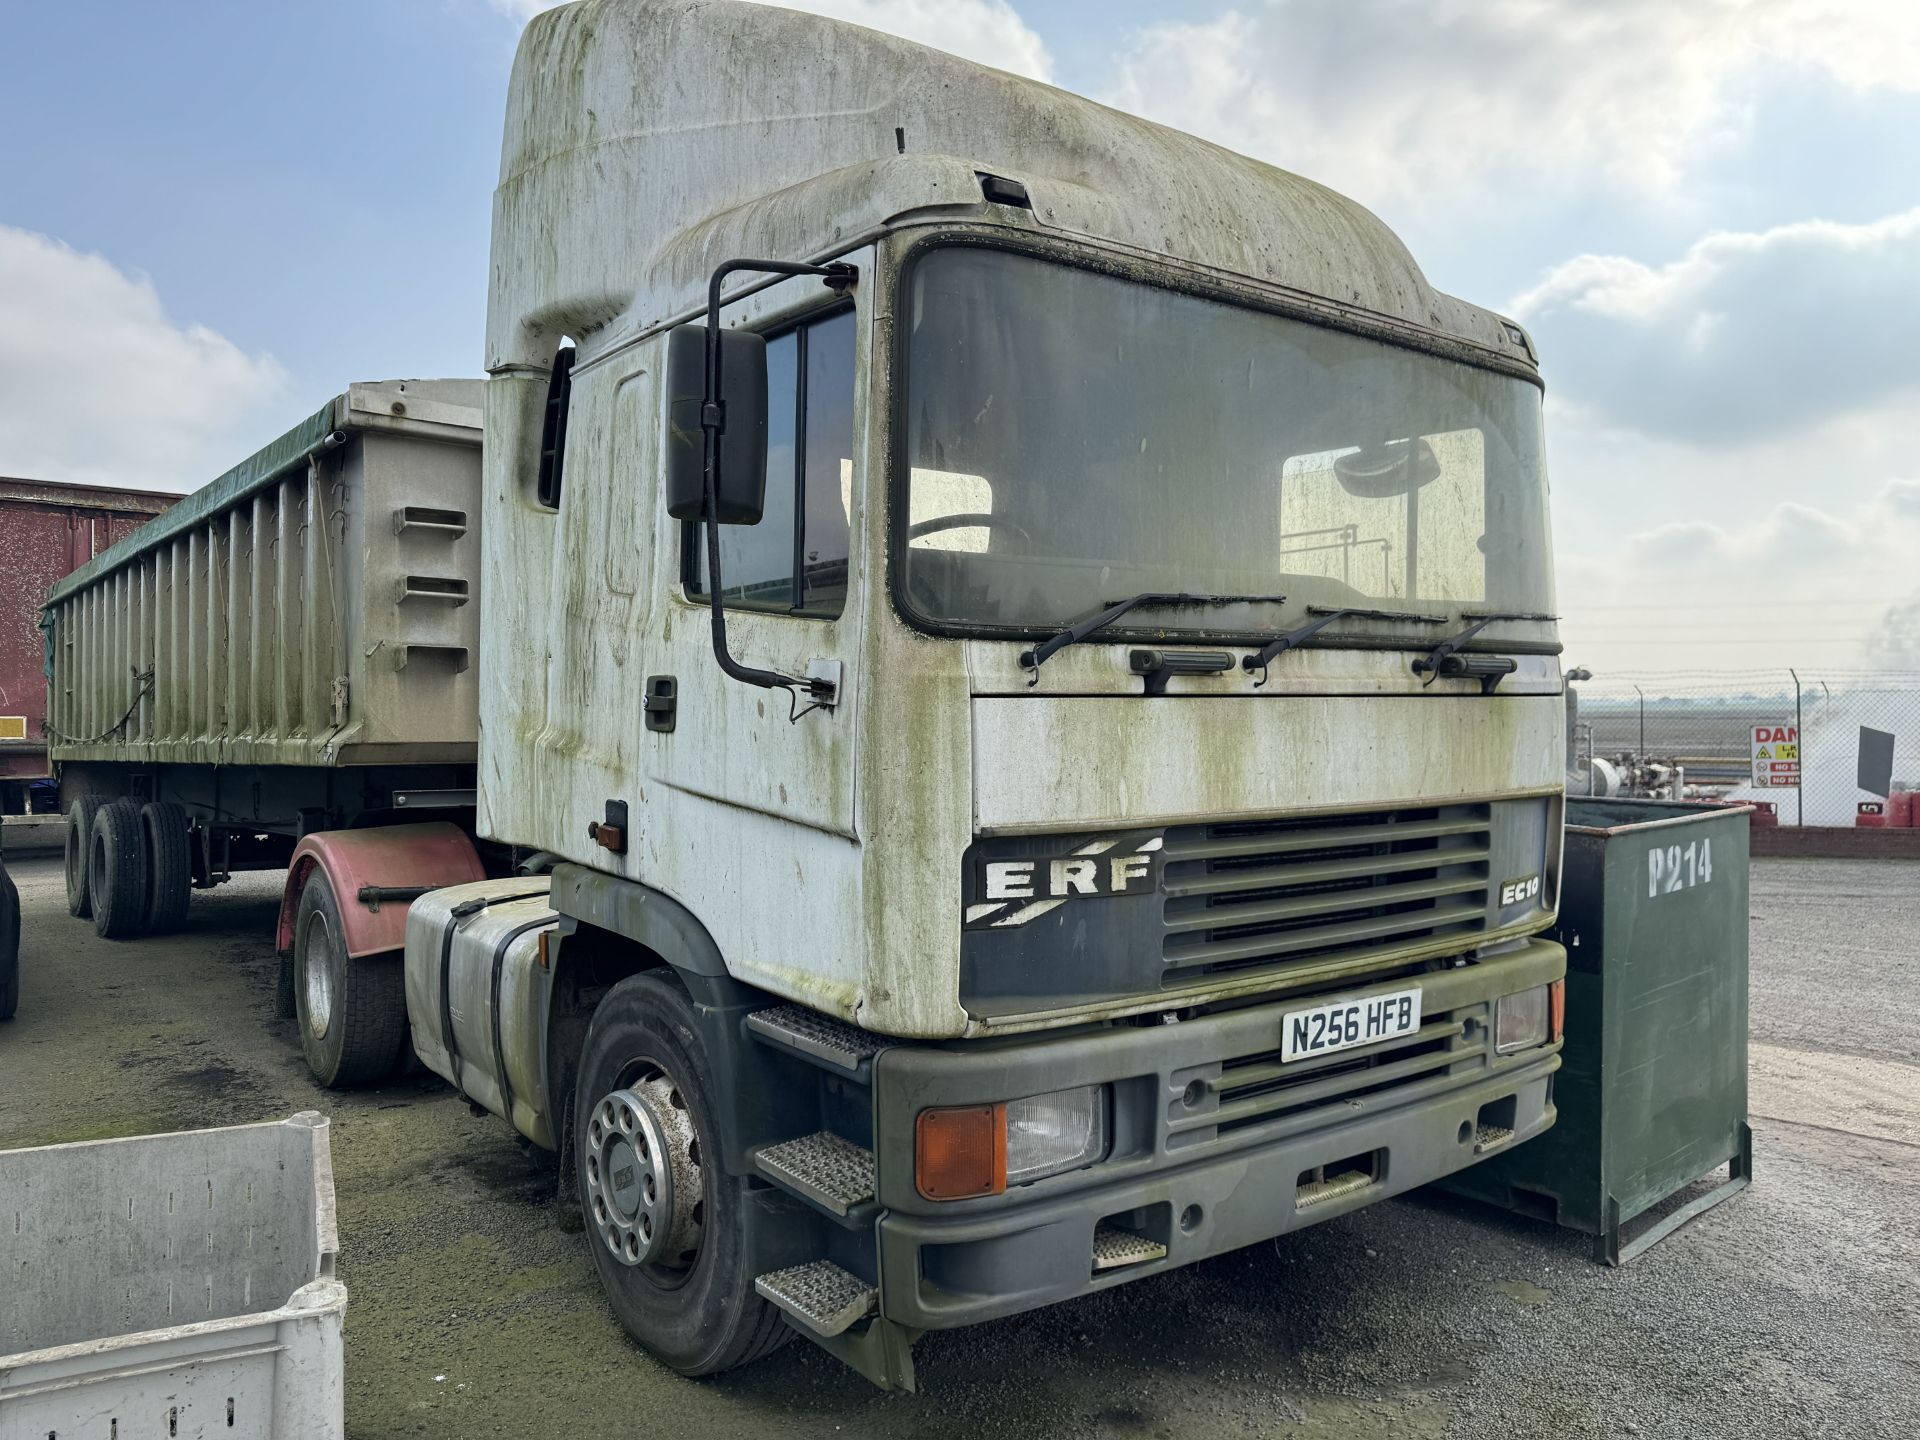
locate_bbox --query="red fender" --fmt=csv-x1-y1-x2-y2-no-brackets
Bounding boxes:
278,823,487,958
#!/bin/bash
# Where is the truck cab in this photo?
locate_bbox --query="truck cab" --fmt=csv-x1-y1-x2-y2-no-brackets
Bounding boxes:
413,0,1565,1388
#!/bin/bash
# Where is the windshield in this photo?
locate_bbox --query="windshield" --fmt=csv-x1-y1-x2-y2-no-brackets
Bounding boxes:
899,246,1555,641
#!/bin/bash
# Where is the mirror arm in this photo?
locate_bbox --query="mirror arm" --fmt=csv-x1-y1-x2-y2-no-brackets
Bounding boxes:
699,257,859,697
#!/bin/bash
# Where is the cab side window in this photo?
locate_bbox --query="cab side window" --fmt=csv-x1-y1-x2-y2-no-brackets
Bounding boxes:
686,307,855,617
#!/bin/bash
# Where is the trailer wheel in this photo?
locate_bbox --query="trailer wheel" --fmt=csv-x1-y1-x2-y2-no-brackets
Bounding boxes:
89,800,150,939
293,869,405,1087
574,971,793,1375
64,795,103,918
140,802,193,934
0,861,19,1021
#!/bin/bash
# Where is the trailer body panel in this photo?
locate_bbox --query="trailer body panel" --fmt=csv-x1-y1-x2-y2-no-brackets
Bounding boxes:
41,382,485,771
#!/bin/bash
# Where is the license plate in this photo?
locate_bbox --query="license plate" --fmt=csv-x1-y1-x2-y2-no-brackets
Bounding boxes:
1282,988,1423,1063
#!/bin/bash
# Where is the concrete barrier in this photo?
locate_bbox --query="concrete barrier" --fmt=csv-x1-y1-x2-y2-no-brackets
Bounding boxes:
0,813,64,857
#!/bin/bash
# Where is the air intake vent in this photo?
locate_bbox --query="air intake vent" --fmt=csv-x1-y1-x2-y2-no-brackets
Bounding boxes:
1160,804,1492,984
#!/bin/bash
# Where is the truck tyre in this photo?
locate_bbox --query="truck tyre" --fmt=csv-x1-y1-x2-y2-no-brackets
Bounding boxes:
574,971,793,1376
140,801,193,934
0,860,19,1021
89,800,150,939
64,795,103,918
292,869,406,1087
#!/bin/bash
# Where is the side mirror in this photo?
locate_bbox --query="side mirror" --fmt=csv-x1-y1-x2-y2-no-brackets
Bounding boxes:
664,323,768,524
1332,437,1442,499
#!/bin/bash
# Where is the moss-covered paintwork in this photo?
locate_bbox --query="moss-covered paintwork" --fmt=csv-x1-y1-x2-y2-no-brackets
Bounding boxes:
480,1,1564,1039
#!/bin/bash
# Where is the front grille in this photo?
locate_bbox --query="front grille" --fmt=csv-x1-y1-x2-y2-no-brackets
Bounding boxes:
1163,1002,1479,1151
1160,804,1493,984
1211,1010,1462,1136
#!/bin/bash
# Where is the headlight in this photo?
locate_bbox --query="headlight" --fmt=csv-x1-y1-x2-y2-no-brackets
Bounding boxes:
1495,984,1552,1054
1006,1086,1107,1186
915,1085,1109,1200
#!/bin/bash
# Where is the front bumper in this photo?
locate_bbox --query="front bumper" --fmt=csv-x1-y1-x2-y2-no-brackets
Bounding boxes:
869,940,1564,1330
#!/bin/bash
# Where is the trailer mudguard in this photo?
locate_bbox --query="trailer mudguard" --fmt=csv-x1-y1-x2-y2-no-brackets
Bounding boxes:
279,823,486,958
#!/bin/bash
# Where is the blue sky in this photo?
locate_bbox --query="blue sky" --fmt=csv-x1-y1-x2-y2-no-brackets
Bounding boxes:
3,0,1918,672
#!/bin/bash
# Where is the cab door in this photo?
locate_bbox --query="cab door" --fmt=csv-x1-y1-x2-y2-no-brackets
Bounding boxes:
642,279,865,858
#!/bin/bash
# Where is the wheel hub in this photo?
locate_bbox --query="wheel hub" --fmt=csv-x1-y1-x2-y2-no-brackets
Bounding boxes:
605,1138,643,1219
585,1074,702,1269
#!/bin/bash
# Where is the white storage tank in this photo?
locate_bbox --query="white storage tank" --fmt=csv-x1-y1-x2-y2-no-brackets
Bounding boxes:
0,1112,346,1439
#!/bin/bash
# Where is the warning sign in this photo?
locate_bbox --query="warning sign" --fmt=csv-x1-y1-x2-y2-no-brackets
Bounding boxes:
1751,724,1800,788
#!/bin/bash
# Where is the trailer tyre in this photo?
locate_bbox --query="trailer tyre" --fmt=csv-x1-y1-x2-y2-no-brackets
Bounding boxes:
293,869,405,1087
0,861,19,1021
64,795,103,918
140,802,193,934
89,800,150,939
574,971,793,1376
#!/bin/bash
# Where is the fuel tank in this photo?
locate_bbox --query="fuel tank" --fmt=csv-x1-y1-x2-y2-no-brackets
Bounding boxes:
405,876,560,1148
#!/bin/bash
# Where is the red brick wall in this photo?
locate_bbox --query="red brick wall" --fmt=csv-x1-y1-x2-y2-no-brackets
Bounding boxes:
1750,825,1920,859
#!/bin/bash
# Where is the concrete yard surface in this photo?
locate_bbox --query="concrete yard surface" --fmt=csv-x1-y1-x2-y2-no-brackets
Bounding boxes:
1,855,1915,1439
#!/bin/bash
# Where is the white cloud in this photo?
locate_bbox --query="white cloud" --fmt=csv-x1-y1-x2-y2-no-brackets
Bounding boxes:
1514,208,1920,442
1883,479,1920,523
1872,601,1920,667
1555,485,1920,672
491,0,1051,81
0,226,287,492
1104,0,1920,205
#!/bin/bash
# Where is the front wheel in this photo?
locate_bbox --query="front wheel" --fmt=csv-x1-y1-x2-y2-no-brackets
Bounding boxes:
291,869,406,1087
574,971,792,1375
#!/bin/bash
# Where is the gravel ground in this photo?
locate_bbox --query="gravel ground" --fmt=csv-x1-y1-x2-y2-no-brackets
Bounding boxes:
1,854,1915,1439
1748,858,1919,1062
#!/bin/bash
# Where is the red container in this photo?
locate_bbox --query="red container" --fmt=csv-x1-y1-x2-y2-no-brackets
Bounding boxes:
0,479,179,809
1857,801,1887,828
1891,791,1917,828
1748,801,1779,830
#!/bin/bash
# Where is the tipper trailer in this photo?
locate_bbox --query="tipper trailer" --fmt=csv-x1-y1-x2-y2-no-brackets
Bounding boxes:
47,0,1568,1389
43,380,486,1047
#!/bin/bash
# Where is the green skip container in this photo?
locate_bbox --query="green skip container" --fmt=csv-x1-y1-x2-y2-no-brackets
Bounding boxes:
1442,797,1753,1264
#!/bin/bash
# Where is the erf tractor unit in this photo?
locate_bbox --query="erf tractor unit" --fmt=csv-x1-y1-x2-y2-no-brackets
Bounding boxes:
42,0,1566,1389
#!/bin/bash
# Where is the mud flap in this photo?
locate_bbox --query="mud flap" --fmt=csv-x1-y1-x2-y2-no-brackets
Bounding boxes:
552,1092,584,1233
813,1316,920,1393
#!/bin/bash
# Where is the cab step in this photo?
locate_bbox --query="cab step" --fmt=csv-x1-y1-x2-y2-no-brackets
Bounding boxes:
1475,1123,1515,1152
754,1131,875,1216
746,1004,888,1074
1296,1168,1375,1209
755,1260,878,1338
1092,1224,1167,1272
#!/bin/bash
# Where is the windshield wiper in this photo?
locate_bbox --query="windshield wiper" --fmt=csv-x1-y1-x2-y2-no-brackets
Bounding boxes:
1411,611,1557,693
1242,606,1446,687
1020,592,1286,685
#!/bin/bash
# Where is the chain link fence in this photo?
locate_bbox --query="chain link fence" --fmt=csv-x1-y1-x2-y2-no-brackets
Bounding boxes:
1567,670,1920,825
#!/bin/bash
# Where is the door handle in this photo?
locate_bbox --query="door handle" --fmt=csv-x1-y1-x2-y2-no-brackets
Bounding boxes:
645,675,677,733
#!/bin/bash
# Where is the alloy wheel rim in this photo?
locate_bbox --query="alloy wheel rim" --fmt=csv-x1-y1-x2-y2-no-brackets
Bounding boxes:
301,911,334,1040
584,1068,703,1272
